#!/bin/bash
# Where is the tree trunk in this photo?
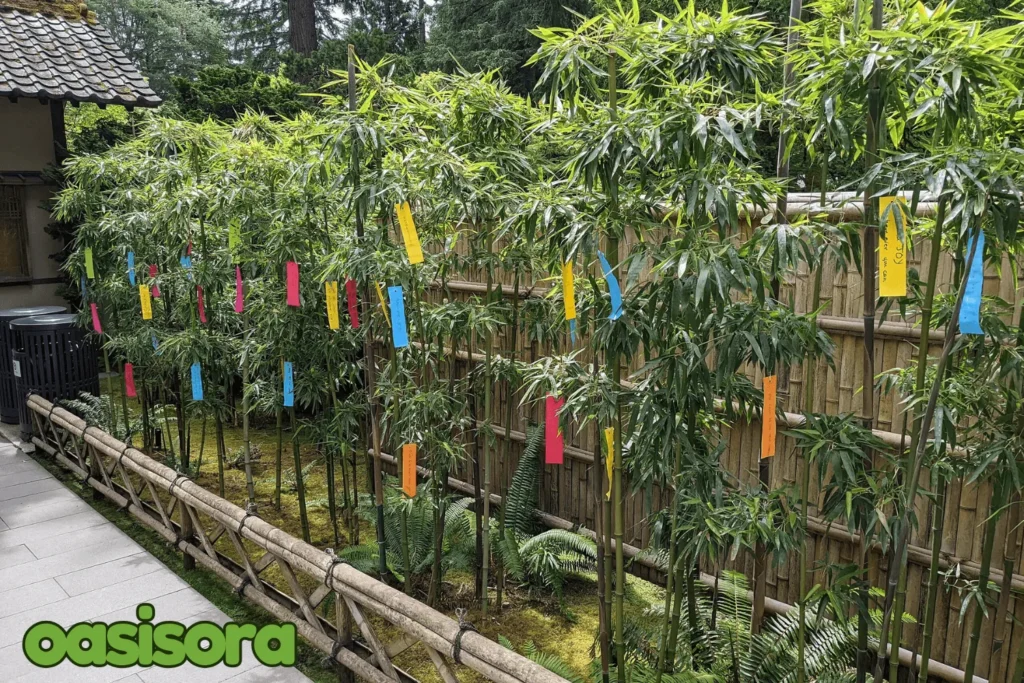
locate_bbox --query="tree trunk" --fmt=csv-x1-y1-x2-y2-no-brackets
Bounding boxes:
287,0,317,55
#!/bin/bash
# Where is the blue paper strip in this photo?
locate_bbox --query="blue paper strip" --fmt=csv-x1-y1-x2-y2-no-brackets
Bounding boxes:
151,332,160,352
388,285,409,348
127,252,136,285
180,254,193,280
597,251,623,320
569,319,577,344
80,275,88,301
283,361,295,407
959,230,985,335
191,362,204,401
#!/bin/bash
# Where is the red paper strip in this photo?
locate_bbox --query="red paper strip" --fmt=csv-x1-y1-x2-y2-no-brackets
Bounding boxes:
345,278,360,329
286,261,300,307
149,264,160,298
90,303,102,334
545,394,565,465
124,363,137,398
402,443,417,497
197,286,207,324
234,266,244,313
761,375,777,459
186,241,192,255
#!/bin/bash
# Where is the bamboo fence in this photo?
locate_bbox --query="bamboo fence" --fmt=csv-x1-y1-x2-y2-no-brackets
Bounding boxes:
415,192,1024,683
25,394,568,683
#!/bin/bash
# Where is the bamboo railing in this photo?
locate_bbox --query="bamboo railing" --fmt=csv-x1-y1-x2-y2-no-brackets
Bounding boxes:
26,394,568,683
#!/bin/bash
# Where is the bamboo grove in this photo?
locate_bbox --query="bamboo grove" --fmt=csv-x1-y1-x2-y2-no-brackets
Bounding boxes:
55,1,1024,682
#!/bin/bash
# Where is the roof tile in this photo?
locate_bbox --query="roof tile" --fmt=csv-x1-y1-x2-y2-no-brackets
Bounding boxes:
0,7,161,106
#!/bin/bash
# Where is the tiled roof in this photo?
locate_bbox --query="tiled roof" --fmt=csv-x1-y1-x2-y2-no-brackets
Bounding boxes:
0,2,161,107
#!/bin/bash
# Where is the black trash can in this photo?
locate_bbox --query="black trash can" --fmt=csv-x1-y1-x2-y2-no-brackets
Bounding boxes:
0,305,66,424
11,314,99,437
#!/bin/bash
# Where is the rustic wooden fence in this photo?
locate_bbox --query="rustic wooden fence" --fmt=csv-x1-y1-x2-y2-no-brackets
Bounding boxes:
416,192,1024,683
25,393,568,683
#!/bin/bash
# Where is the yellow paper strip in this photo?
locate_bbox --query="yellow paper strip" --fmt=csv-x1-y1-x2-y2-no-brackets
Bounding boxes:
375,281,391,326
396,202,424,265
761,375,777,459
563,261,577,321
85,247,95,279
228,222,240,262
879,196,908,297
325,281,340,330
604,427,615,500
402,443,417,497
139,284,152,320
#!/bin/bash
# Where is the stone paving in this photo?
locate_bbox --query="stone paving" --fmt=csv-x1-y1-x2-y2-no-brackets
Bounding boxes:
0,438,313,683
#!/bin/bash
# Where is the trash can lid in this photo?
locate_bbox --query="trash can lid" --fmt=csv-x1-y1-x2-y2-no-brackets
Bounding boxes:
0,306,66,321
9,314,80,330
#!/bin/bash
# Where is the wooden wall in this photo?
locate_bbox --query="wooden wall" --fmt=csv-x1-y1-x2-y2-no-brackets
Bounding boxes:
407,194,1024,681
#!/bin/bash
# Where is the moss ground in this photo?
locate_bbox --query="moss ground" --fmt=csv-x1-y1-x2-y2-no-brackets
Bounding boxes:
50,387,666,682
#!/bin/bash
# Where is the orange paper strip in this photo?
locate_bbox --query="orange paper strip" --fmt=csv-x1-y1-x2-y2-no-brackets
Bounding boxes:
402,443,417,497
761,375,777,459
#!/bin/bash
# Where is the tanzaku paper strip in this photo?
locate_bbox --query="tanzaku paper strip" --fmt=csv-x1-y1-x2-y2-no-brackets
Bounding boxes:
375,282,391,326
562,261,577,321
959,230,986,335
90,303,102,334
402,443,418,497
228,222,240,260
124,363,137,398
286,261,300,307
325,281,340,330
604,427,614,500
197,286,207,324
85,247,95,279
127,252,136,286
388,285,409,348
879,196,908,297
149,264,160,298
234,266,244,314
396,202,424,265
345,279,360,329
761,375,777,459
191,363,204,401
597,251,624,320
545,394,565,465
139,284,153,321
283,361,295,407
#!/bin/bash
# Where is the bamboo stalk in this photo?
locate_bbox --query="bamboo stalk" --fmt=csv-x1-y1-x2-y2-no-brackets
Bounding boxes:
990,492,1022,683
962,480,1007,683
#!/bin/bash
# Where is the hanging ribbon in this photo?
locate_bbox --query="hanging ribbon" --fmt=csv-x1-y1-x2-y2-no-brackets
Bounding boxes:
139,284,153,321
879,197,908,297
959,230,985,335
395,202,424,265
388,285,409,348
402,443,418,497
228,222,240,261
197,286,207,324
283,361,295,408
345,279,360,329
84,247,95,279
124,363,137,398
563,261,577,344
149,265,160,298
325,281,340,330
375,282,391,326
191,363,204,401
761,375,777,459
597,251,623,320
286,261,300,307
604,427,615,500
127,252,136,286
545,394,565,465
90,303,102,334
234,266,244,314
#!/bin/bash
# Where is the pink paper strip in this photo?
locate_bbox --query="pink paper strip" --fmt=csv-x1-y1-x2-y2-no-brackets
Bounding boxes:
124,363,137,398
234,266,244,313
197,286,207,324
149,264,160,298
345,278,360,329
286,261,300,307
90,303,102,334
545,394,565,465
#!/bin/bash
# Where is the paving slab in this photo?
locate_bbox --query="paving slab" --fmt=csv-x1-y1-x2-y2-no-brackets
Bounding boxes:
0,441,313,683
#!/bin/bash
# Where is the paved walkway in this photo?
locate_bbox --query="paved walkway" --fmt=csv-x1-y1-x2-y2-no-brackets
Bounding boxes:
0,437,313,683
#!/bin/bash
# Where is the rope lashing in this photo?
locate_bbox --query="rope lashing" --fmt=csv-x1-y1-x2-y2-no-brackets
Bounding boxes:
452,607,478,665
323,548,349,592
234,574,251,596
